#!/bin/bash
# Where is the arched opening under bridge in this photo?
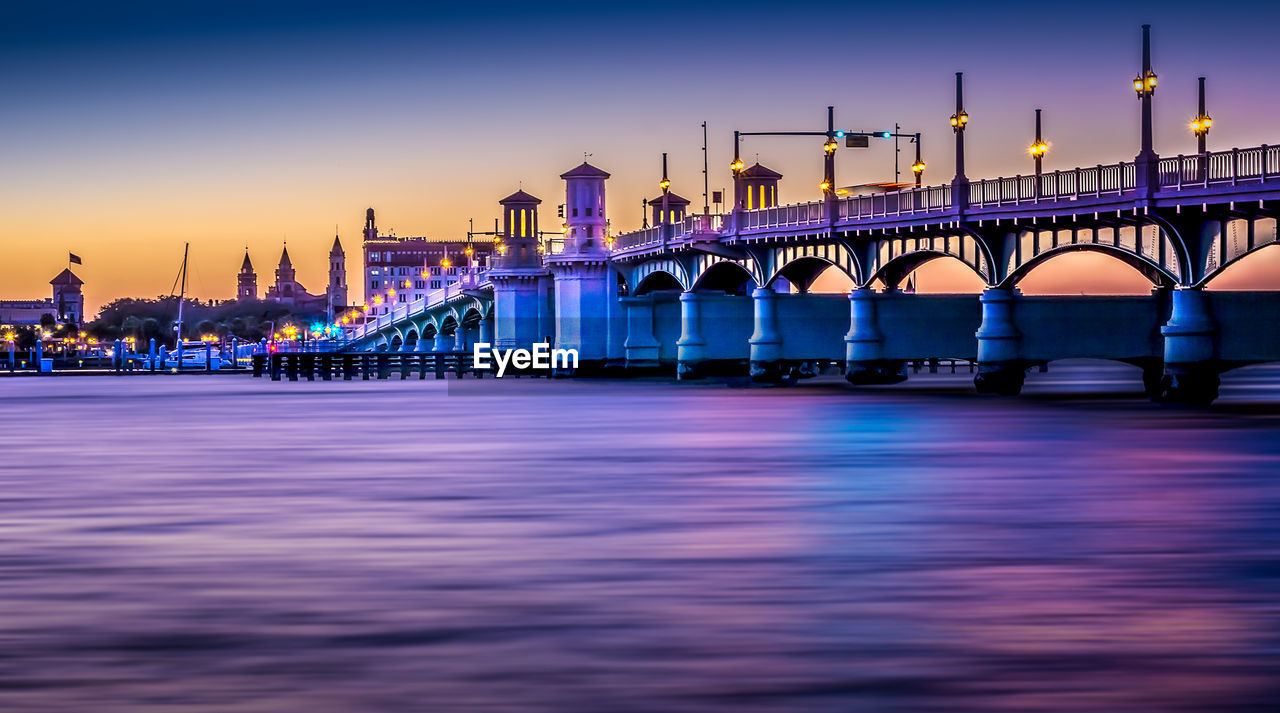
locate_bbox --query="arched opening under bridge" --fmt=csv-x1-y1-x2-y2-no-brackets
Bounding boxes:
692,261,755,295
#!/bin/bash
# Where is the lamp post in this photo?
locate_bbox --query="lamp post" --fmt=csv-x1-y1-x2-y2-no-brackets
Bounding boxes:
821,105,837,197
1133,24,1158,192
950,72,969,210
730,130,744,212
1029,109,1048,197
1192,76,1212,155
910,133,925,187
659,152,671,227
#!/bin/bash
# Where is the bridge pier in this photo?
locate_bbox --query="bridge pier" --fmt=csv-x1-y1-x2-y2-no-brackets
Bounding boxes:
433,331,449,353
1159,287,1219,405
974,288,1026,396
621,296,662,371
749,287,784,382
676,292,706,380
844,288,907,385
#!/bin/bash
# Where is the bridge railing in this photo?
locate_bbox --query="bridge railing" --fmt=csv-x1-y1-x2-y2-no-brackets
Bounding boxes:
1159,145,1279,188
684,213,723,234
741,201,824,230
839,184,952,219
613,224,669,251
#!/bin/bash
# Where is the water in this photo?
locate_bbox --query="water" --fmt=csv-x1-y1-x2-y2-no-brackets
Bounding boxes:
2,365,1279,712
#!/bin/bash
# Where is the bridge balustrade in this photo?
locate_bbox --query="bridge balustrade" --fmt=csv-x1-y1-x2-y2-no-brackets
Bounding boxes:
1159,145,1279,188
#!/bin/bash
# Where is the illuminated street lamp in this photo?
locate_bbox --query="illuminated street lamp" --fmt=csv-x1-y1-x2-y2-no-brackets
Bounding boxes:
1029,108,1048,187
1134,24,1158,191
441,257,452,269
1191,76,1212,154
910,132,925,187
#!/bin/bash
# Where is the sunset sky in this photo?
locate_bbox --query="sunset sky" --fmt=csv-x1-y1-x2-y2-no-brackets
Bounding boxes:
3,0,1280,313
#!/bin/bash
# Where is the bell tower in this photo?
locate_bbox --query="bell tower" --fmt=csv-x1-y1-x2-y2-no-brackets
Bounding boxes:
327,234,347,318
237,250,257,301
363,208,378,241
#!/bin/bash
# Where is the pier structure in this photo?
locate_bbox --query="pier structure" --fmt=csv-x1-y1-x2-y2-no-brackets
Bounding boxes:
343,26,1280,404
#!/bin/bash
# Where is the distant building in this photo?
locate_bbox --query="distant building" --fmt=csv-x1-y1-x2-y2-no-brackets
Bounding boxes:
0,268,84,326
237,252,257,301
238,238,350,319
361,207,495,315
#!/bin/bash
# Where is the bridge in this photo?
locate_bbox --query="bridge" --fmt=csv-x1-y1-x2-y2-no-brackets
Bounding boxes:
345,26,1280,405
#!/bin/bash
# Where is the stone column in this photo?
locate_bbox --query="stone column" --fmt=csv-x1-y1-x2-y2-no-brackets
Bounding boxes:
676,291,706,380
974,287,1024,395
844,288,904,385
621,296,660,370
433,331,449,353
749,286,784,382
1159,287,1218,404
479,314,493,346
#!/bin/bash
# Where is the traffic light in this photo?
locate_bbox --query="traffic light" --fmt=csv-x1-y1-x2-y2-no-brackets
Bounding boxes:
834,130,845,139
878,131,891,139
557,204,565,218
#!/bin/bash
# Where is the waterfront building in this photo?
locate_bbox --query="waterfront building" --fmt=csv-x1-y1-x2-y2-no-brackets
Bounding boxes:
0,269,84,326
361,207,494,315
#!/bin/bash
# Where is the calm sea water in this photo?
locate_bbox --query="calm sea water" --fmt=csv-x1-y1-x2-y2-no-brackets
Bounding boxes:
1,365,1279,712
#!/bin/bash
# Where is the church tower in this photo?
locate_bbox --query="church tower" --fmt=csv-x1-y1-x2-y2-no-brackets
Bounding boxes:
275,245,296,301
363,208,378,241
237,251,257,301
327,235,347,318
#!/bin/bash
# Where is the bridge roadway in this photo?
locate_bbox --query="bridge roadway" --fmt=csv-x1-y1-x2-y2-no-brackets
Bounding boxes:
345,143,1280,406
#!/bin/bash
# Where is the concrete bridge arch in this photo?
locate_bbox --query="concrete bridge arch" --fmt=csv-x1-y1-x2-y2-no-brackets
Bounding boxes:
864,233,991,290
762,242,863,291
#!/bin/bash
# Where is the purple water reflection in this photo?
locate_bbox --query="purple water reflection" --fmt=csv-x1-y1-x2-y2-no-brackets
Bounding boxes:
1,365,1278,712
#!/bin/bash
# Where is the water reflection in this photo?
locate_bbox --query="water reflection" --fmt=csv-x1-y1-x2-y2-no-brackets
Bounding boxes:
0,365,1278,711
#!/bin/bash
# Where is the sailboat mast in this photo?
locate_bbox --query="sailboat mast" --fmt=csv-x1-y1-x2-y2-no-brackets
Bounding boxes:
176,243,189,369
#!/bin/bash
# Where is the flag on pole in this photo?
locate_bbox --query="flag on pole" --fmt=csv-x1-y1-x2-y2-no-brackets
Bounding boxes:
69,252,82,265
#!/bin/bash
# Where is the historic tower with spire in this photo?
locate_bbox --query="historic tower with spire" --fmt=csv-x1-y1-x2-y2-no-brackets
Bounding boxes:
237,251,257,301
327,235,347,319
274,246,296,299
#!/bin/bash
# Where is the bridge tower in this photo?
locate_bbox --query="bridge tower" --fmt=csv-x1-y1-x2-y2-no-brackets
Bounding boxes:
738,163,782,210
489,188,552,352
546,161,618,370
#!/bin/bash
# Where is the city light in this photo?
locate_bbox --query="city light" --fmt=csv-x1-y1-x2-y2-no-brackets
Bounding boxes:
658,177,670,191
1134,70,1157,97
1191,114,1213,137
950,110,969,132
729,158,744,173
911,159,926,176
441,258,451,268
823,139,837,155
1029,139,1049,158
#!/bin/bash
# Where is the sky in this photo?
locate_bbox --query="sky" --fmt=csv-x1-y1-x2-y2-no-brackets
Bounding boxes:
3,0,1280,313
